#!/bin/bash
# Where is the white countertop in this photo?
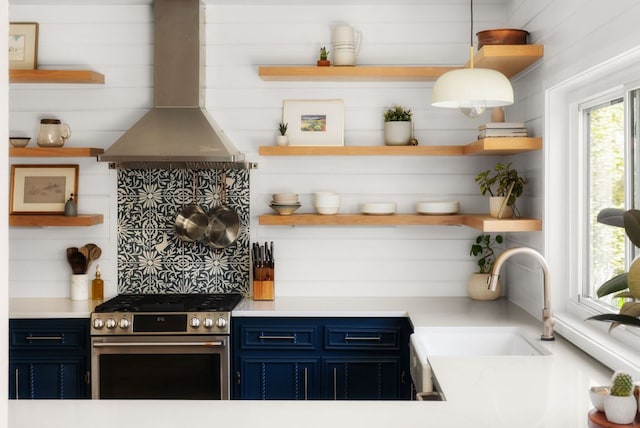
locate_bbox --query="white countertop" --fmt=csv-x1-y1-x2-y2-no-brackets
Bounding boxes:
9,296,612,428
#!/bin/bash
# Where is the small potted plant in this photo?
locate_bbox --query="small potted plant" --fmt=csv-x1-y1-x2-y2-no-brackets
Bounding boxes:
475,162,525,218
383,105,413,146
468,234,503,300
317,46,330,67
276,121,288,146
603,371,637,424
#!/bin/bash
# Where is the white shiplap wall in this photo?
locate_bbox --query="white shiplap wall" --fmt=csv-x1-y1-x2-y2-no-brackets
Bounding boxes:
9,1,522,298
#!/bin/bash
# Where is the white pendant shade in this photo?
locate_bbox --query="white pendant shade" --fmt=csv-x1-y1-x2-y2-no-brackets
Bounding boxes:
431,68,514,110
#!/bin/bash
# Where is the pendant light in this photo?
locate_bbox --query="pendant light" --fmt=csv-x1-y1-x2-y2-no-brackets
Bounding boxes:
431,0,514,118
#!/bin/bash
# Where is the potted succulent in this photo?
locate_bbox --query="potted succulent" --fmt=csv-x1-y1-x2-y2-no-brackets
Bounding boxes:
475,162,525,218
276,121,288,146
383,105,413,146
603,371,637,424
468,234,503,300
587,208,640,330
317,46,330,67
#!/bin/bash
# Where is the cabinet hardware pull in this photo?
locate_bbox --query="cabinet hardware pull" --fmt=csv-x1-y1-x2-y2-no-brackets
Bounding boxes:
236,371,241,385
25,335,63,341
257,335,295,340
93,341,224,348
401,370,406,384
14,368,19,400
333,367,337,400
85,371,91,385
344,336,381,341
304,367,308,401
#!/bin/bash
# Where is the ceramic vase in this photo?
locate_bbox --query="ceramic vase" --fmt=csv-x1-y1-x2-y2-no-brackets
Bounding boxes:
70,274,89,301
489,196,514,219
384,121,411,146
604,395,637,424
467,273,501,301
276,135,289,147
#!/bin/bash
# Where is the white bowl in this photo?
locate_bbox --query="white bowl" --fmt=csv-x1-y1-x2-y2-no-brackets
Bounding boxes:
269,203,301,216
416,200,459,215
316,206,339,215
273,193,298,204
360,202,396,215
314,194,340,205
9,137,30,147
314,191,339,198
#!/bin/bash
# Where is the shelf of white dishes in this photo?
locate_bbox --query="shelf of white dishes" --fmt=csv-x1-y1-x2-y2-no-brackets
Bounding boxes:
258,137,541,157
258,213,542,232
258,45,543,81
9,147,104,158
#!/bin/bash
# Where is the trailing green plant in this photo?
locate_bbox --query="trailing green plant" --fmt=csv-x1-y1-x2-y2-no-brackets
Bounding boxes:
610,371,634,396
384,105,412,122
475,162,526,209
470,234,503,274
587,208,640,331
319,46,329,61
278,121,288,136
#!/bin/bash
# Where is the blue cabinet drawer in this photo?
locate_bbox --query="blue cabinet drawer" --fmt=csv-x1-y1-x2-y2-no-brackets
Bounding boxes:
236,318,319,350
10,319,89,351
324,318,410,351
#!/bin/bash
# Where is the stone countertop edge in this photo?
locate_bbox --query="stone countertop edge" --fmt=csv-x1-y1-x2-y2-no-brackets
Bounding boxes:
9,296,613,428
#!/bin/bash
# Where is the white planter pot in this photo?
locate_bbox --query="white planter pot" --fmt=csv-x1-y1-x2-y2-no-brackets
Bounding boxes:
276,135,289,146
489,196,514,219
604,395,637,424
384,121,412,146
467,273,501,301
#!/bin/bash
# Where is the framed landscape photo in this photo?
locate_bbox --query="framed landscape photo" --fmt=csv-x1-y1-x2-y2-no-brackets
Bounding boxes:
10,165,79,214
9,22,38,70
283,99,344,146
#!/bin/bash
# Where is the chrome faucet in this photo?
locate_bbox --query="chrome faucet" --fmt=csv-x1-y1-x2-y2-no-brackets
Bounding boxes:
489,247,555,341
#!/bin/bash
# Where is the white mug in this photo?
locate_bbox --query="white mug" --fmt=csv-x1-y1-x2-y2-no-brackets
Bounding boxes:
332,25,362,66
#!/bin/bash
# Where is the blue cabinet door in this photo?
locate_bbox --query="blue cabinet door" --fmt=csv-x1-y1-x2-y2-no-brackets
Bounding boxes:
9,318,90,399
323,358,404,400
236,358,320,400
9,356,88,399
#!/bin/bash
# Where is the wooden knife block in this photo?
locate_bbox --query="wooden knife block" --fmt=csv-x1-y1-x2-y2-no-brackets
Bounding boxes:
253,280,274,301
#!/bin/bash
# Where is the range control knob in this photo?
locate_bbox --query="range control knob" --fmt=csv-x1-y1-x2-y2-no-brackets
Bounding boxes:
203,317,214,328
119,318,130,329
93,318,104,329
105,319,117,329
190,317,201,328
215,317,227,329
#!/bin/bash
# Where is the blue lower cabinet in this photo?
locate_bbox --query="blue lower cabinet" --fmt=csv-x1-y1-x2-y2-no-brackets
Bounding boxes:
236,358,320,400
233,317,412,400
324,358,402,400
9,318,90,399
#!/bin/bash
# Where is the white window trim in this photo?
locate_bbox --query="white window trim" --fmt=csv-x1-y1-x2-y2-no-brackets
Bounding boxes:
546,45,640,378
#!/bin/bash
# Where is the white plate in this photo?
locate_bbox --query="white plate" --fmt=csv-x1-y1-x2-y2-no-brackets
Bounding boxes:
416,200,459,215
360,202,396,215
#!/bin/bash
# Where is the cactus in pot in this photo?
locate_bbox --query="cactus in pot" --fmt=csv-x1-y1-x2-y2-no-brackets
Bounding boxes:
604,371,637,424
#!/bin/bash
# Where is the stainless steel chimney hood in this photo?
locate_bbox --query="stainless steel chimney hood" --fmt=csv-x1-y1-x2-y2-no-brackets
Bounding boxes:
100,0,246,169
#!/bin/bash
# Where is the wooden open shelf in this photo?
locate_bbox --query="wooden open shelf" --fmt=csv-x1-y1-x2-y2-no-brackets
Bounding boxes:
259,137,541,157
9,214,104,227
258,45,543,81
9,147,104,158
258,213,541,232
10,69,105,84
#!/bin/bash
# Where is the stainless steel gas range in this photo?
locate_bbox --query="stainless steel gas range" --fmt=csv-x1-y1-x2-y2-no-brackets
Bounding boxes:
90,293,243,399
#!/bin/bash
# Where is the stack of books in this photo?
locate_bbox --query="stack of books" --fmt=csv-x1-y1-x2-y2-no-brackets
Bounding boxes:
478,122,528,139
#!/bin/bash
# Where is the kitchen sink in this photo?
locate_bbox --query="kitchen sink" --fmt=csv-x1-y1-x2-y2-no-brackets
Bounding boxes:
409,326,550,395
413,326,551,357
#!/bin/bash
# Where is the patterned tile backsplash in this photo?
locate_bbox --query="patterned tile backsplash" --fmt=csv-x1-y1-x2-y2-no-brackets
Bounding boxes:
117,168,250,295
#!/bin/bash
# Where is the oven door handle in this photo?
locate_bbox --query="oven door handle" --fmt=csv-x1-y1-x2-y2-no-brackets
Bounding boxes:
93,341,225,348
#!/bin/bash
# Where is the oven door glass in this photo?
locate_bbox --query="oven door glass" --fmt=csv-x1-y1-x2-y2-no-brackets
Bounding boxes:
92,336,228,400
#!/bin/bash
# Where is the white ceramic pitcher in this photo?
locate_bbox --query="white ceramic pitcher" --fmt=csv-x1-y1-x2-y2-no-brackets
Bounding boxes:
332,25,363,66
37,118,71,147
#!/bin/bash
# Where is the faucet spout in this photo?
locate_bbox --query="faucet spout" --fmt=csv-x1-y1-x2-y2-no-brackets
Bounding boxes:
489,247,555,341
